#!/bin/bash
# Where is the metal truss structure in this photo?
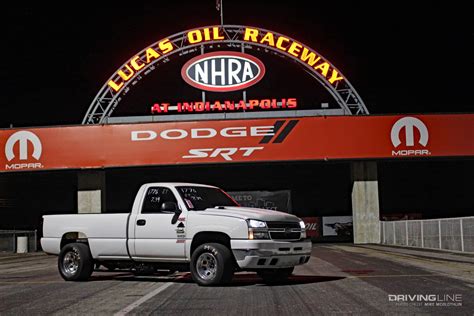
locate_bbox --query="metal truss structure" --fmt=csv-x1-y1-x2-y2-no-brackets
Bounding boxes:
82,25,369,124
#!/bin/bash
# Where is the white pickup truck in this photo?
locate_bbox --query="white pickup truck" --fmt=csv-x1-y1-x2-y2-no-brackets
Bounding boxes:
41,183,311,285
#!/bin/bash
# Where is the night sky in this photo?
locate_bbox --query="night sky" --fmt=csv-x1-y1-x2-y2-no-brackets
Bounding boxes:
2,1,472,128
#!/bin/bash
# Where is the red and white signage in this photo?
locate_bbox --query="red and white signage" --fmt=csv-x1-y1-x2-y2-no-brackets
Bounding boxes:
1,114,473,172
150,98,297,114
301,217,321,238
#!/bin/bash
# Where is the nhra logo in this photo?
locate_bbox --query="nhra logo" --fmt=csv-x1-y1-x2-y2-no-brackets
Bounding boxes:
390,117,431,157
181,51,265,92
4,131,44,170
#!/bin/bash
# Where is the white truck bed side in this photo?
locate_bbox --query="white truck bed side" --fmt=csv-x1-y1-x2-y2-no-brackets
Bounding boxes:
41,214,130,258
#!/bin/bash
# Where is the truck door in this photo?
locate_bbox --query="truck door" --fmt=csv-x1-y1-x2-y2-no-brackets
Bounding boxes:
132,186,186,260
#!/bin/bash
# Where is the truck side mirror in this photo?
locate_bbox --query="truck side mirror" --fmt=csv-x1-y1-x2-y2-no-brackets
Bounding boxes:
161,202,182,225
161,202,179,213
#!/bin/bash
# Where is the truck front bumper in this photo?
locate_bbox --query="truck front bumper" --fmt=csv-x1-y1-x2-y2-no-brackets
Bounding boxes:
230,239,312,269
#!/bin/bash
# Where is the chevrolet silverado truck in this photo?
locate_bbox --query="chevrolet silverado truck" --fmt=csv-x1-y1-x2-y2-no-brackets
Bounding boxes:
41,183,311,286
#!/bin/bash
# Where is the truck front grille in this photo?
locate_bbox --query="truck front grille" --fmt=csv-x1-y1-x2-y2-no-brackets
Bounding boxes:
266,221,301,241
267,221,300,229
269,231,301,240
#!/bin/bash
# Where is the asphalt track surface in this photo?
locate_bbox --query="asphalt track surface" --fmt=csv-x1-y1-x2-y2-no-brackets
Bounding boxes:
1,244,473,315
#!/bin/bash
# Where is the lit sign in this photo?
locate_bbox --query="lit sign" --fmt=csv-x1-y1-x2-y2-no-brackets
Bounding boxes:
242,28,343,84
107,38,174,92
151,98,297,114
181,51,265,92
86,25,369,124
107,26,343,94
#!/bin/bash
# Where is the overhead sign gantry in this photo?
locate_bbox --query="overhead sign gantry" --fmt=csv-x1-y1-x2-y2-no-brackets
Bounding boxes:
83,25,369,124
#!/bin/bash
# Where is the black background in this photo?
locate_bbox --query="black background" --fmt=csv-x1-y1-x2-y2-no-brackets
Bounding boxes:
2,1,472,127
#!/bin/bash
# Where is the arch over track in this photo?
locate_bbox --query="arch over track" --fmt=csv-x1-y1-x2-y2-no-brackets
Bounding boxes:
83,25,368,124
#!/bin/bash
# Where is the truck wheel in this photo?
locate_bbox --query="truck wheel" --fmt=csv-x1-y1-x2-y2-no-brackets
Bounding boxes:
257,267,294,284
58,243,94,281
190,243,234,286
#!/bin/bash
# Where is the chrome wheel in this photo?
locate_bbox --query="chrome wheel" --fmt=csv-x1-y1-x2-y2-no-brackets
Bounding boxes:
196,253,217,280
62,249,80,276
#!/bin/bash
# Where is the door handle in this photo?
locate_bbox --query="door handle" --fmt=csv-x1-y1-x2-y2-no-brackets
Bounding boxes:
137,219,146,226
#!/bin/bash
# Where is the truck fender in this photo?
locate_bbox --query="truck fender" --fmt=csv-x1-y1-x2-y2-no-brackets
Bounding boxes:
60,232,89,249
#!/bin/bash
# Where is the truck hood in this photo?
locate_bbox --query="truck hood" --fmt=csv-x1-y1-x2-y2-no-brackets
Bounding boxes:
199,206,300,222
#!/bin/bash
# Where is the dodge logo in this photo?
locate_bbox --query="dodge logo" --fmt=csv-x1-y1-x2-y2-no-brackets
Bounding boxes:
181,51,265,92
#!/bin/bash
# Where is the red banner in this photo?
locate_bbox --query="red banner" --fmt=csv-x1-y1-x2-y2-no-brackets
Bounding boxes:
1,114,473,172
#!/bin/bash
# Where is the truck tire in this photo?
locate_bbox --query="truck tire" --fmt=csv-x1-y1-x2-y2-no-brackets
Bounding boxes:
58,243,94,281
257,267,294,284
190,243,234,286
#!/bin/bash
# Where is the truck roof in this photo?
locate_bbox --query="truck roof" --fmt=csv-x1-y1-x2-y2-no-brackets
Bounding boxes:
144,182,218,188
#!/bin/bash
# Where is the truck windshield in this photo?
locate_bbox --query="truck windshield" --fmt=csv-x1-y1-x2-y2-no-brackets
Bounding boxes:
176,186,239,211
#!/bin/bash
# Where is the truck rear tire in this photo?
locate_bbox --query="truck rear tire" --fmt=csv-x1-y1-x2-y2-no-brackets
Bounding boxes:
257,267,294,284
58,243,94,281
190,243,234,286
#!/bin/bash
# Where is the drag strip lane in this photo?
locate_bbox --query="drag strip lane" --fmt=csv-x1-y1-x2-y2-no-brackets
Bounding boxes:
0,245,473,315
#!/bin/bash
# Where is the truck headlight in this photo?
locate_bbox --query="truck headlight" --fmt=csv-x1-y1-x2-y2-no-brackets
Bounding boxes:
247,219,270,240
299,220,307,239
248,219,267,228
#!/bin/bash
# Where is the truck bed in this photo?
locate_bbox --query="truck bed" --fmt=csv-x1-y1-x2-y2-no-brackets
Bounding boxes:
41,213,130,258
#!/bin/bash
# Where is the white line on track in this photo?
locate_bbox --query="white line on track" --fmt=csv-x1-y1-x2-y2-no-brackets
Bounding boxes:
114,282,174,315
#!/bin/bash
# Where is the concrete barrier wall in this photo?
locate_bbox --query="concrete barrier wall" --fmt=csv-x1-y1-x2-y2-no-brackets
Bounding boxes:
0,230,37,252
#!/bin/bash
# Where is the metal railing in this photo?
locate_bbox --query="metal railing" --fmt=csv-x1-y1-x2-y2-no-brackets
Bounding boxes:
0,230,37,252
380,217,474,253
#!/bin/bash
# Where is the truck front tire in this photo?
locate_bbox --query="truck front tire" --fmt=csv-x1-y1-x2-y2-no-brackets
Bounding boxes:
190,243,234,286
58,243,94,281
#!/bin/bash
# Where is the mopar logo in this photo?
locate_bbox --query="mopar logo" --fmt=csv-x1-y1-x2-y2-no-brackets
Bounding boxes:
390,117,431,157
4,131,43,170
181,51,265,92
391,117,428,147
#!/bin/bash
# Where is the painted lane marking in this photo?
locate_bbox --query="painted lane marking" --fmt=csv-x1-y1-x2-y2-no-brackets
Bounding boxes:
114,282,173,316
